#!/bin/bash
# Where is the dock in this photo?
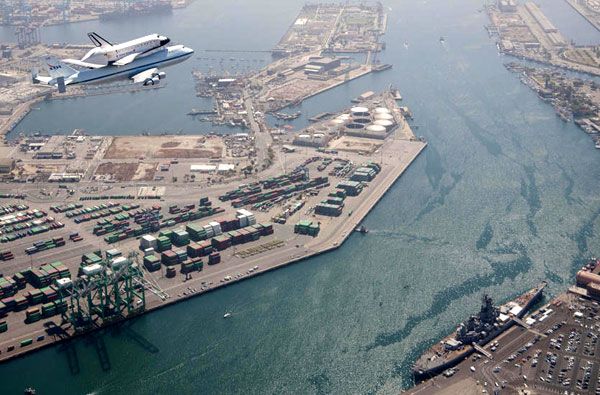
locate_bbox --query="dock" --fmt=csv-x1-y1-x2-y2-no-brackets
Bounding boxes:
0,92,426,363
308,112,333,122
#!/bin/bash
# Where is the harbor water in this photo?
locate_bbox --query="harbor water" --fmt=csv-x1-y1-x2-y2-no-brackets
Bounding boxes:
0,0,599,393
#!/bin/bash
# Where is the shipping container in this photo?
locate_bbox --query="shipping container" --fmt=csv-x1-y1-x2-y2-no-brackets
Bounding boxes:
208,252,221,265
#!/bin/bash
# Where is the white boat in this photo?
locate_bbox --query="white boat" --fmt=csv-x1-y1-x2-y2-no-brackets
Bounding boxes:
223,312,232,318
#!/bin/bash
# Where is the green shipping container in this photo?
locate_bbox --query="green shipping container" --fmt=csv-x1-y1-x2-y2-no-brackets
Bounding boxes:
20,338,33,347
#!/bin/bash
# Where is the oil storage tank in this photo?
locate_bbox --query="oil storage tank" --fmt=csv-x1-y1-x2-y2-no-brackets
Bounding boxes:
365,124,388,139
374,112,394,121
373,119,395,132
351,106,370,117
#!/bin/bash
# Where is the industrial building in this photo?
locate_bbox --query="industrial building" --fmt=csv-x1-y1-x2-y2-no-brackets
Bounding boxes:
0,158,14,174
304,57,342,75
576,259,600,299
189,164,235,174
47,173,81,183
293,133,331,147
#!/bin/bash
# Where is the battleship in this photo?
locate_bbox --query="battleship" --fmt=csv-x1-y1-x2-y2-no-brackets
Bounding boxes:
412,282,547,382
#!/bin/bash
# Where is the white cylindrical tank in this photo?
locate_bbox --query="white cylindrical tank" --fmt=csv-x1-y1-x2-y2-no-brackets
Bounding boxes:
374,119,394,130
351,106,368,113
366,124,387,133
374,107,391,114
374,113,394,121
351,106,370,117
346,123,365,130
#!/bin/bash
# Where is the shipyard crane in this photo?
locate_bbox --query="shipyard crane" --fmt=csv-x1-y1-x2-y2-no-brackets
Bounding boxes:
59,253,146,332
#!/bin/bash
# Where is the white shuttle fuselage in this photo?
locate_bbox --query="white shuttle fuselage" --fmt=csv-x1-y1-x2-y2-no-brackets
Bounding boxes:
70,32,171,67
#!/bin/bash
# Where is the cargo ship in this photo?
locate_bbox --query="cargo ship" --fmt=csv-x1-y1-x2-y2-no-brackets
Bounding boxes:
412,281,547,382
100,1,172,21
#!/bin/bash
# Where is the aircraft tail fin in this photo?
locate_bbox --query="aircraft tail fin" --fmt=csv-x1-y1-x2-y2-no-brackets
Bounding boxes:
88,32,113,48
43,56,77,79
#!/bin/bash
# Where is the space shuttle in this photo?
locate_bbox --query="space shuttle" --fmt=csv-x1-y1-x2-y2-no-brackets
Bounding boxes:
62,32,171,68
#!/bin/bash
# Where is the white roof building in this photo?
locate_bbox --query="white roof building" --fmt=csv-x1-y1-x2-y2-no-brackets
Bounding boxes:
190,164,216,173
217,164,235,173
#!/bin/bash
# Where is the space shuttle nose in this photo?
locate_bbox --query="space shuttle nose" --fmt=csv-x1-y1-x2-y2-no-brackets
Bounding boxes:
160,38,170,46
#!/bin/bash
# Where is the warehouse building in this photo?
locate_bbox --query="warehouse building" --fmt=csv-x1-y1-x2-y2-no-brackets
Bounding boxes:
304,57,341,75
0,158,14,174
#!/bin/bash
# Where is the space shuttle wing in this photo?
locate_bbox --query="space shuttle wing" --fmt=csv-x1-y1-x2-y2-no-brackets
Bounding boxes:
131,68,158,84
114,52,142,66
62,58,105,69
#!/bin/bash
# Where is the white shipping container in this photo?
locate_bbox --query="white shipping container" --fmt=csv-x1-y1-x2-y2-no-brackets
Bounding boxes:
111,256,130,269
203,224,215,238
209,221,222,235
237,209,253,217
106,248,122,259
55,277,72,289
82,264,103,276
143,248,155,256
140,234,158,250
247,215,257,225
237,215,248,228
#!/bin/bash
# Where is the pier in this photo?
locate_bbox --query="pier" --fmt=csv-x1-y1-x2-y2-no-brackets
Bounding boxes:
0,91,426,363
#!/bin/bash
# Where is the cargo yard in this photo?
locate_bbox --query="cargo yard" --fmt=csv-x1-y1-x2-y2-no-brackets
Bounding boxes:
0,89,426,362
505,62,600,150
409,261,600,394
486,0,600,76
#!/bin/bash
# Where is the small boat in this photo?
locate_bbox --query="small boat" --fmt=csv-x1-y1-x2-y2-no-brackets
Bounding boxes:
223,312,232,318
24,388,36,395
440,36,445,43
355,225,369,234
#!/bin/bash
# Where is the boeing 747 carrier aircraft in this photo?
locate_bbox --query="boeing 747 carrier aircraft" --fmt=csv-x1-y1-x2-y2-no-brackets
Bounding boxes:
33,38,193,90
